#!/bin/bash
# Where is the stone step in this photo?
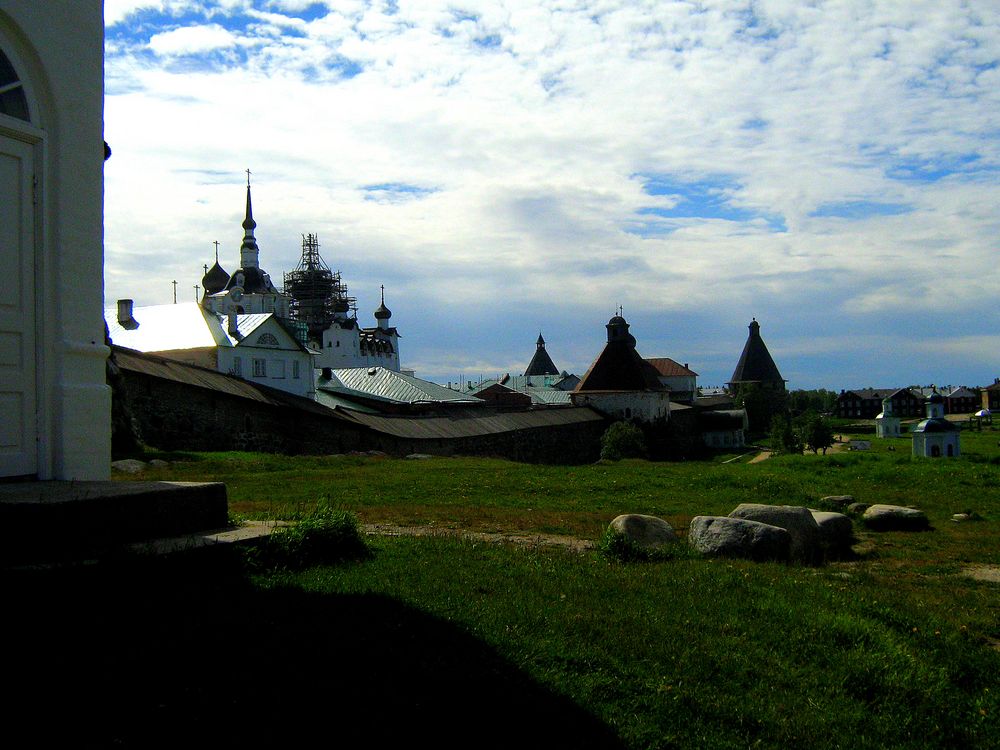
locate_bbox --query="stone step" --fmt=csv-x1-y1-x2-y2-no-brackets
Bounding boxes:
0,480,228,564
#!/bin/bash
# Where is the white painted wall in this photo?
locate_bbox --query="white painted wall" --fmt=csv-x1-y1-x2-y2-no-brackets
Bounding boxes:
572,392,670,423
0,1,109,479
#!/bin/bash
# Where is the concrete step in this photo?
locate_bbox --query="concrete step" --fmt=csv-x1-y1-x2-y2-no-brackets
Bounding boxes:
0,480,228,564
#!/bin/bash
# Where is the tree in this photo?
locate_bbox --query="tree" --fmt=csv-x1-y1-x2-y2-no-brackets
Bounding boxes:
803,413,835,455
600,421,648,461
769,413,802,455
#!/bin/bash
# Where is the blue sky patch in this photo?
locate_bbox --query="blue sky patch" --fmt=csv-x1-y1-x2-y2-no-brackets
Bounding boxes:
885,153,986,182
363,183,438,202
475,34,503,49
633,173,786,232
810,201,913,219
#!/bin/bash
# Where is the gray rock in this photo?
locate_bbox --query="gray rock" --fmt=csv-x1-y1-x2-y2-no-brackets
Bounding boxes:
405,453,435,460
111,459,147,474
862,504,930,531
847,502,870,515
609,514,677,549
810,510,854,556
821,495,854,509
728,504,821,563
687,516,791,562
148,459,170,468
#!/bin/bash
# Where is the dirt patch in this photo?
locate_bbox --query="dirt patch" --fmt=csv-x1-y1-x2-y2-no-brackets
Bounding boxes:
961,564,1000,583
362,524,595,552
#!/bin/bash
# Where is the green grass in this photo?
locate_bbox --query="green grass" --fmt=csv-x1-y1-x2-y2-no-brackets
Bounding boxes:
89,433,1000,747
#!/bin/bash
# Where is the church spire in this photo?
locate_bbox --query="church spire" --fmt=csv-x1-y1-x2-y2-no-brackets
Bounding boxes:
240,170,259,269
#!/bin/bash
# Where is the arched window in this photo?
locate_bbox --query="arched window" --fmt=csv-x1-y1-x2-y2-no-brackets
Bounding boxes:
0,48,30,122
256,333,279,348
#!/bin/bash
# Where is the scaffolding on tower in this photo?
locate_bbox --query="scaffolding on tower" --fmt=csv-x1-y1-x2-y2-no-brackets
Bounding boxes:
283,233,356,344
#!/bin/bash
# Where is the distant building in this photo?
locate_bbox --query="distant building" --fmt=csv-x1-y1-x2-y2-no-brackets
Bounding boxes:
105,302,317,398
728,319,785,393
835,388,923,420
201,179,292,321
943,386,980,415
983,379,1000,412
727,318,785,432
645,358,698,403
524,333,559,376
875,396,901,438
316,366,482,414
912,392,960,458
572,313,669,423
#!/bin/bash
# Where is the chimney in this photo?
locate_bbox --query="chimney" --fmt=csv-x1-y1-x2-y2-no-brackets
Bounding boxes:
117,299,138,330
227,310,241,339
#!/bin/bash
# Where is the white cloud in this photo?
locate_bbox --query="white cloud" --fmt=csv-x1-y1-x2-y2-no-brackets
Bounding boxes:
148,24,238,55
103,1,1000,387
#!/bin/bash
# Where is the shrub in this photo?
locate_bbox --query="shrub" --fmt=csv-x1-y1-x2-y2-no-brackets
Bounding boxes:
600,421,648,461
598,528,695,563
262,503,370,569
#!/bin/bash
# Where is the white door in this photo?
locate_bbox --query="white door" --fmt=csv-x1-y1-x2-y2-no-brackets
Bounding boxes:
0,133,36,477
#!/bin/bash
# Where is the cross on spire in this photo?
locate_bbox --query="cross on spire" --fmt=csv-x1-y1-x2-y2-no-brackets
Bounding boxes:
380,284,385,303
245,168,252,187
213,240,220,262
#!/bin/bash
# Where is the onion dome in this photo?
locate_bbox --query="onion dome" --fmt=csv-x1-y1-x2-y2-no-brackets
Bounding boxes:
374,285,392,320
202,260,230,295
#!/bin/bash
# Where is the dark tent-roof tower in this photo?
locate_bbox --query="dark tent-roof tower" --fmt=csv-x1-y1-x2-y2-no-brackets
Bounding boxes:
575,314,663,392
729,318,785,391
524,333,559,377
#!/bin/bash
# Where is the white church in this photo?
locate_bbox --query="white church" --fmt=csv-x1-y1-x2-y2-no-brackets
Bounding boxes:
106,176,403,398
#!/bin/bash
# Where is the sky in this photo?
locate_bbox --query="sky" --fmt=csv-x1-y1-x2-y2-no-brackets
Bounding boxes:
103,0,1000,390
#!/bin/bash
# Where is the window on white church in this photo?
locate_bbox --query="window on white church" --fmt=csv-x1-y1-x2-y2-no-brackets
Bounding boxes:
253,358,266,377
232,357,242,377
292,361,300,379
257,333,279,348
271,360,285,379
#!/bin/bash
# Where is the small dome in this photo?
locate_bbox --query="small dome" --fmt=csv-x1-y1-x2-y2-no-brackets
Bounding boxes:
913,417,958,433
374,301,392,320
202,261,230,295
608,314,626,326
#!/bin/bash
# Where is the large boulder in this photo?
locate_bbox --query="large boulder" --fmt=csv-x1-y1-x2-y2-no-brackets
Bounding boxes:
608,514,677,549
820,495,854,510
111,459,147,474
810,510,854,557
687,516,791,562
728,504,821,563
862,504,930,531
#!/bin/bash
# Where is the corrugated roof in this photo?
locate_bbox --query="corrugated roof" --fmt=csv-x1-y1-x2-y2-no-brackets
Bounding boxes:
321,367,483,405
343,406,604,440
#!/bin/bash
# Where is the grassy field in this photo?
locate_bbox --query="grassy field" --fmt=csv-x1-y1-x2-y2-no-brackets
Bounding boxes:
17,430,998,747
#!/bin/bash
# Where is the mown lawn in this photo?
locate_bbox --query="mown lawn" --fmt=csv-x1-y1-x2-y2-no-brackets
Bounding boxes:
55,429,1000,747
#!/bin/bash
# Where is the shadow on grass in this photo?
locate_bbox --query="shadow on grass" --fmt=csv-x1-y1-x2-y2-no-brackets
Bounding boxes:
1,550,623,749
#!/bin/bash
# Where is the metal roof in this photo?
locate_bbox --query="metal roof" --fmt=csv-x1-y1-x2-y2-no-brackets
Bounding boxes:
106,302,226,352
342,406,604,440
645,357,699,378
320,367,484,405
105,303,295,354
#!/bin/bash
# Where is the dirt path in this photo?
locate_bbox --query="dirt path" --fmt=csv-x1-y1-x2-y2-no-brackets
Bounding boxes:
362,523,596,552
